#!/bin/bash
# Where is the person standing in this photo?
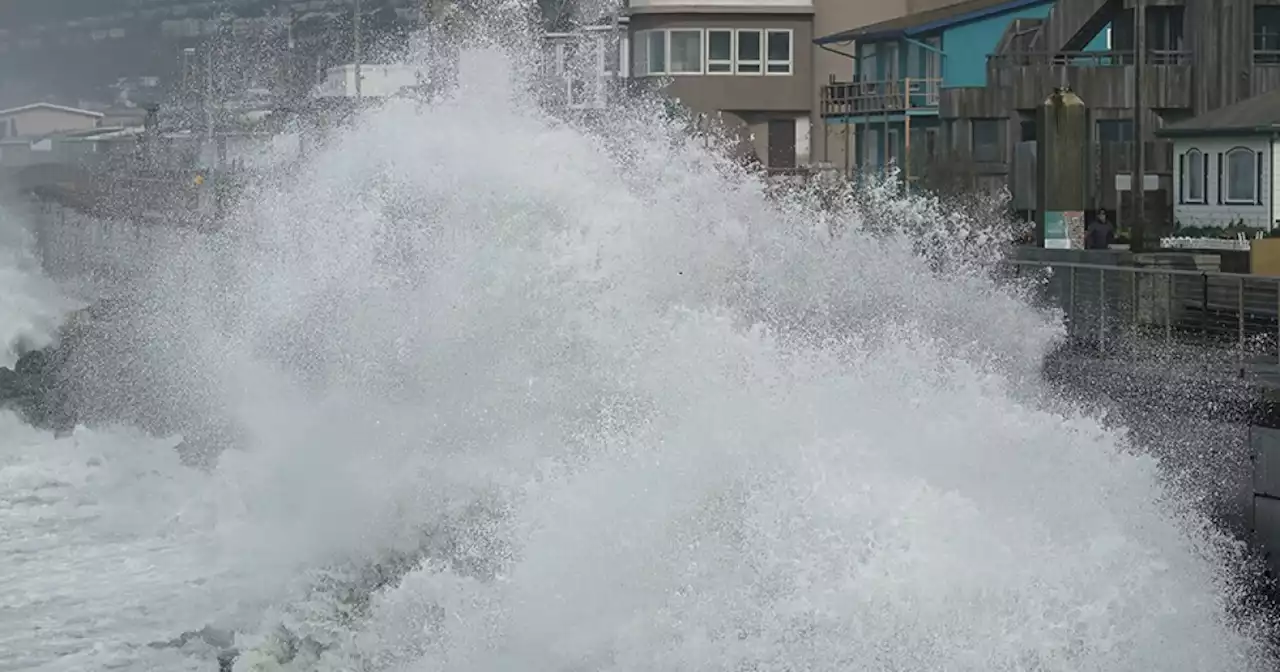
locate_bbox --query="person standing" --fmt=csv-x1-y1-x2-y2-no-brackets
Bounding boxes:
1085,210,1115,249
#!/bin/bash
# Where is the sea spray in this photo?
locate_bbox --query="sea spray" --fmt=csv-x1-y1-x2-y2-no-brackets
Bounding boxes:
0,200,82,370
0,19,1274,672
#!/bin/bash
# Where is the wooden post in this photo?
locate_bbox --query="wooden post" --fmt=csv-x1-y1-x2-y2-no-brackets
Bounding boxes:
1037,87,1089,248
882,105,889,174
844,121,851,177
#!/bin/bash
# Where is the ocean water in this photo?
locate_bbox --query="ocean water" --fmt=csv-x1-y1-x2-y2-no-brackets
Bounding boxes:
0,31,1275,672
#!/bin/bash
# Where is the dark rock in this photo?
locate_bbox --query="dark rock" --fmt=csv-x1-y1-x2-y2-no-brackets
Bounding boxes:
0,307,97,432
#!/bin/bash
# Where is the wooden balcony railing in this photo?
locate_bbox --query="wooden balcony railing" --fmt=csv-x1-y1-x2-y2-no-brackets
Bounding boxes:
988,49,1191,68
820,77,941,117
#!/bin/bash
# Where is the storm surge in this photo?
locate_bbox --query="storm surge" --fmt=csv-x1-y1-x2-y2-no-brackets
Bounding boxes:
0,22,1274,672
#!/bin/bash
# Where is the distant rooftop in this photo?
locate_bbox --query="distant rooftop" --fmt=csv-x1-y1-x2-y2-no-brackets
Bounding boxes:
815,0,1045,45
0,102,104,119
1158,89,1280,137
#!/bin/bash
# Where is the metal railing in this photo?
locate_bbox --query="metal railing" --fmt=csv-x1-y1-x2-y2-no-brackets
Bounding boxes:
820,77,941,117
1007,259,1280,364
987,49,1191,68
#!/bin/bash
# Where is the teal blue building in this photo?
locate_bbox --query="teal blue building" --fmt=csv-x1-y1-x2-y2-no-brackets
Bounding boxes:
815,0,1111,176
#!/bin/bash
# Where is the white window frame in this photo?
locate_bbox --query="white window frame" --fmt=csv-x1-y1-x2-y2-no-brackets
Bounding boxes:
1184,148,1205,204
1225,146,1258,204
706,28,734,75
645,29,668,76
765,29,793,75
736,28,763,75
667,28,705,75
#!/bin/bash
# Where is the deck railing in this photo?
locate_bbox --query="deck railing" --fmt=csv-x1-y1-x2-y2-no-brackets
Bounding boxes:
1007,258,1280,364
820,77,941,117
987,49,1191,68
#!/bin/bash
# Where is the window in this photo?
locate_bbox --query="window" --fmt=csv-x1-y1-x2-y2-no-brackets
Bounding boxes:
1147,7,1184,51
1019,119,1036,143
1225,147,1257,203
971,119,1002,162
707,29,733,73
923,36,941,81
1112,6,1183,53
632,30,648,75
1096,119,1134,144
1258,7,1280,62
669,29,703,74
647,30,667,75
628,27,788,77
737,29,761,74
879,42,899,81
1183,148,1205,203
766,29,792,74
858,43,875,82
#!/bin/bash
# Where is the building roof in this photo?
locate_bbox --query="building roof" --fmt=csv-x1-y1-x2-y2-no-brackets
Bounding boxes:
0,102,105,119
814,0,1047,45
1157,89,1280,138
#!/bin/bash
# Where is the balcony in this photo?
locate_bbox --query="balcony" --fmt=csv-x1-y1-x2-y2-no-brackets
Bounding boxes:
985,49,1192,110
820,78,941,119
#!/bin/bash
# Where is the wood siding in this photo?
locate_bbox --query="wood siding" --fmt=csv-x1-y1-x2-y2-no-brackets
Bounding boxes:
1187,0,1253,114
1035,0,1120,52
939,86,1008,118
991,63,1192,109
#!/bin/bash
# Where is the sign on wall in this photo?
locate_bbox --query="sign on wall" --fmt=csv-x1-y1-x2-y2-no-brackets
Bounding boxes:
1045,210,1084,249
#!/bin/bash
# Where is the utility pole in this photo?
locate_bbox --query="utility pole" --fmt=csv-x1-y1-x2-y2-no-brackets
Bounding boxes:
354,0,363,99
205,43,214,150
1132,0,1147,251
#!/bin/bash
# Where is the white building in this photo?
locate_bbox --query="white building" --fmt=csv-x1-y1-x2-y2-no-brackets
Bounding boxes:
1161,90,1280,232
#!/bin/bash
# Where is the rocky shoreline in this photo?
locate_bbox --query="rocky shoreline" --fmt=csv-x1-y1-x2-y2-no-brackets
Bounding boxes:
0,305,94,434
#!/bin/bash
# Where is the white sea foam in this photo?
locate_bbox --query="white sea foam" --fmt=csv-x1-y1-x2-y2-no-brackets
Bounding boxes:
0,28,1272,672
0,203,81,369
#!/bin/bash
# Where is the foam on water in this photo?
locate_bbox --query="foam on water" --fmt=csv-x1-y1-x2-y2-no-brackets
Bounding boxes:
0,203,81,369
0,24,1276,672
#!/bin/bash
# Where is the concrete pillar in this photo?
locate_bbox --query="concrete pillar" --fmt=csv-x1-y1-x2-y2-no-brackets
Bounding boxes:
1036,87,1089,249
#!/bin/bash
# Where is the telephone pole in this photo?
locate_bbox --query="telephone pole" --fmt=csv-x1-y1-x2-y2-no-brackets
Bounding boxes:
1131,0,1147,251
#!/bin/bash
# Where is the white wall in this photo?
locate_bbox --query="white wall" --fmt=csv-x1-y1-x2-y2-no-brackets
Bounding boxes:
1171,135,1274,230
795,115,811,165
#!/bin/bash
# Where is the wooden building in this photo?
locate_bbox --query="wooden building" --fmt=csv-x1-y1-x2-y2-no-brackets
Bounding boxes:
815,0,1280,218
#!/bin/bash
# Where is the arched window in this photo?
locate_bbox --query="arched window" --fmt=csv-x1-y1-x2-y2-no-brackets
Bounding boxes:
1184,148,1205,203
1226,147,1258,204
